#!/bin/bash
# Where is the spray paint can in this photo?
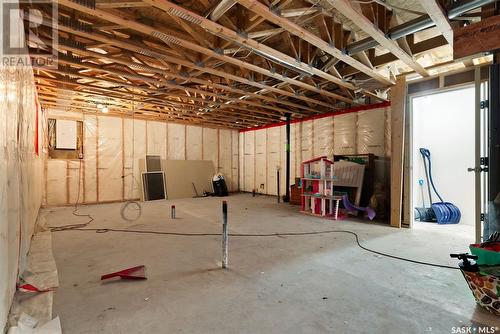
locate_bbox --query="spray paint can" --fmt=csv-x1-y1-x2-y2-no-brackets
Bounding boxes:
171,205,176,219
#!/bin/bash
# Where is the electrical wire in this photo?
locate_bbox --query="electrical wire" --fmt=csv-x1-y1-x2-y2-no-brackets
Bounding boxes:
51,226,459,270
50,159,95,232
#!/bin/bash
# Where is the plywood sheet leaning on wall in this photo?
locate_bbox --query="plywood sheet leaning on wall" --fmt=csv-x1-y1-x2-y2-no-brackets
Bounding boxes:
334,113,357,155
163,160,215,199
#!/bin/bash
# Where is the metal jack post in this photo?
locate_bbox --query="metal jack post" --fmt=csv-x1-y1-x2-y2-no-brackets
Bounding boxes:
222,201,228,268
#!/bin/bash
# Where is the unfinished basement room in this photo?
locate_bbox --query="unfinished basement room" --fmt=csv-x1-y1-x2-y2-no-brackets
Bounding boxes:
3,0,500,332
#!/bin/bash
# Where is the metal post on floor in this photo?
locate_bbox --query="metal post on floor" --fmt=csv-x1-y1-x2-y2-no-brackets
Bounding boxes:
222,201,228,268
171,205,176,219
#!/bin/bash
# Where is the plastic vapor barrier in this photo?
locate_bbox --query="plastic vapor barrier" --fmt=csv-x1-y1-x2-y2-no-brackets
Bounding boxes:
333,113,357,155
266,127,280,195
239,104,391,196
168,123,186,160
43,113,239,205
357,108,385,157
186,125,203,160
313,116,334,157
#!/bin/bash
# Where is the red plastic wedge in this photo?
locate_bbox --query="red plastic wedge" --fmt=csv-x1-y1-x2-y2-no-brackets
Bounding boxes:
100,265,147,281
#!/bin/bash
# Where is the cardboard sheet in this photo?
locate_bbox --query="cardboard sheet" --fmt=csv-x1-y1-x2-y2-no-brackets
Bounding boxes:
163,160,215,199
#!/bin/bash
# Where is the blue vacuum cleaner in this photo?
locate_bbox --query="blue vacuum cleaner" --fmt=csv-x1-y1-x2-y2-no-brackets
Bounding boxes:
418,148,461,224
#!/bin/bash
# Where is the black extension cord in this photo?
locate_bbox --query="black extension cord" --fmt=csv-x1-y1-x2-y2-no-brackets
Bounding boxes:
49,224,459,270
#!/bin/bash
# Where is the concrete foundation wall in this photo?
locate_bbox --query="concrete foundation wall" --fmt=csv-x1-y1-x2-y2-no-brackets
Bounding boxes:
44,112,239,206
239,104,391,195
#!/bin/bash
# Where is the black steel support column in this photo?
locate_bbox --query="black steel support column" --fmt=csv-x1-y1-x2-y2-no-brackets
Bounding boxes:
284,113,291,203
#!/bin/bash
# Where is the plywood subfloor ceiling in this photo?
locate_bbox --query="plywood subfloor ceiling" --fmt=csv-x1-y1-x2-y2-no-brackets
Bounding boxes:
28,0,495,128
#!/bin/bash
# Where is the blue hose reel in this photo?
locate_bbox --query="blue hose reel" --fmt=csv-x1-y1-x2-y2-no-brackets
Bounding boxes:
419,148,461,224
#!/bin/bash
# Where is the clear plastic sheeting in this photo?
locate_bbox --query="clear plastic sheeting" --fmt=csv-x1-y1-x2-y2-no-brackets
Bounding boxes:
1,52,44,329
357,108,385,157
267,127,280,196
186,125,202,160
43,114,239,205
202,128,218,169
301,120,313,161
167,123,186,160
147,121,167,160
243,131,255,192
313,117,334,157
239,104,391,196
218,129,232,192
385,106,392,158
231,131,239,192
255,129,267,193
333,113,357,155
98,117,123,202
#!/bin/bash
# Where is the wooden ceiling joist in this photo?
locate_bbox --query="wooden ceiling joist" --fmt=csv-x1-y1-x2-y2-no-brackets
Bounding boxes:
324,0,429,77
56,0,356,105
234,0,394,85
418,0,454,45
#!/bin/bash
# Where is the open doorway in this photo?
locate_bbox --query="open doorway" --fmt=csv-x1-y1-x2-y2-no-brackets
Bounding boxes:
410,86,475,240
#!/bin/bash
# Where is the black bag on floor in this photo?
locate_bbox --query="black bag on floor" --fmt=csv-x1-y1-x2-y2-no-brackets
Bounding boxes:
212,174,228,197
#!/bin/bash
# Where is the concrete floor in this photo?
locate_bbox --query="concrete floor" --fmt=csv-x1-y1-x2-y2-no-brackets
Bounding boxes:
43,194,499,333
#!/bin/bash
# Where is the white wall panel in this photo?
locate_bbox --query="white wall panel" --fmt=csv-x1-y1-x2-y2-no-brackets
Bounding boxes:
98,116,123,202
333,113,357,155
168,123,186,160
147,121,167,159
186,125,202,160
313,117,334,158
202,128,218,169
357,108,385,157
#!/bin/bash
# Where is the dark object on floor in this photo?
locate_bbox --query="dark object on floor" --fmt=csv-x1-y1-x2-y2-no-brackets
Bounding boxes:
418,148,461,224
213,174,228,197
290,184,301,205
101,265,147,280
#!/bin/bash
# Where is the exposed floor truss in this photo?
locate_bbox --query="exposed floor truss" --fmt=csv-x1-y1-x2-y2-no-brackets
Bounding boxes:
25,0,495,128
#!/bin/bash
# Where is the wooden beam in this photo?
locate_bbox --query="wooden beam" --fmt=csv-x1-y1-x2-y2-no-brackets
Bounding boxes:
210,0,236,21
454,14,500,59
143,0,357,92
96,0,146,8
418,0,453,45
390,76,406,228
234,0,394,85
324,0,429,77
56,0,354,103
